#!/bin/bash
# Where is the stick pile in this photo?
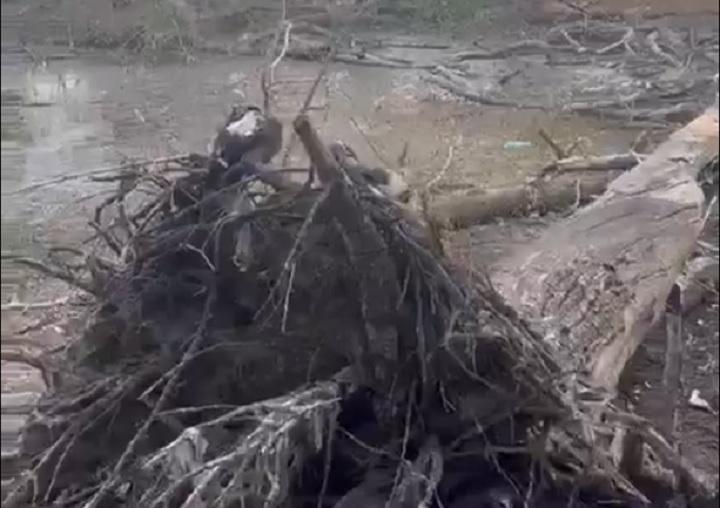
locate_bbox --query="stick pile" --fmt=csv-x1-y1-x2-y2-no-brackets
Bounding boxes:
2,110,708,508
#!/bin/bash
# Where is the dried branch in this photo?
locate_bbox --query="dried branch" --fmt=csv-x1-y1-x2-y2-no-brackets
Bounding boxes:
560,29,588,53
1,297,69,312
662,284,685,489
2,255,95,294
280,57,332,166
424,140,457,193
647,31,682,68
348,116,391,168
3,155,189,196
269,22,293,86
82,291,216,508
597,28,635,55
539,153,639,177
0,349,46,371
537,128,568,160
260,0,291,116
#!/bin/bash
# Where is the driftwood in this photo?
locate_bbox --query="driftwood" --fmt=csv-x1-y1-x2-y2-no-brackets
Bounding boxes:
430,172,619,229
539,153,639,176
428,153,645,229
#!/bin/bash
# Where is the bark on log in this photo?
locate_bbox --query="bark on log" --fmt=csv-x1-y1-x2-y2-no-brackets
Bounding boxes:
430,172,619,229
489,105,719,391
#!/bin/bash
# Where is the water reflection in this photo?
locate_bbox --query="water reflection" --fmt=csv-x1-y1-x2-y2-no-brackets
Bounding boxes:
0,54,268,301
1,62,117,299
20,66,112,187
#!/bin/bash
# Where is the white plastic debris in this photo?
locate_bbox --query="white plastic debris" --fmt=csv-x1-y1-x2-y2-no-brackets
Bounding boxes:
688,389,716,414
503,141,533,150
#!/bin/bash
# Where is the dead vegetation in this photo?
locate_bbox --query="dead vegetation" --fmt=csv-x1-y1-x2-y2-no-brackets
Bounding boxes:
2,81,719,508
0,116,633,506
2,3,719,507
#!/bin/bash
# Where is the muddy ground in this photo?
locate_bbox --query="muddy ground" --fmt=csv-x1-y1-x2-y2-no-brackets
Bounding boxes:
1,0,718,498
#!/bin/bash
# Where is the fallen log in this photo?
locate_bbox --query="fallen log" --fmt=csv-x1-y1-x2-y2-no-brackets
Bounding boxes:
491,104,718,390
540,153,639,176
487,105,719,497
429,153,645,228
430,172,619,229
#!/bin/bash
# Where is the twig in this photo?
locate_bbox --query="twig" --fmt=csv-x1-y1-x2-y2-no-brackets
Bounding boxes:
3,155,188,196
87,221,123,256
397,141,409,168
6,317,60,339
148,385,340,507
332,53,431,69
43,388,128,502
280,58,332,166
261,0,290,115
425,73,544,109
425,142,456,192
316,415,336,508
0,349,46,372
537,128,567,160
281,261,296,333
451,39,560,61
387,381,416,507
82,290,216,508
348,116,392,168
169,15,194,64
379,40,451,50
557,0,592,17
2,256,95,294
1,297,69,311
608,409,716,499
647,31,682,68
560,29,588,54
663,284,685,489
20,375,149,504
184,244,216,272
269,22,293,86
539,153,638,177
596,28,635,55
254,185,331,322
572,178,583,209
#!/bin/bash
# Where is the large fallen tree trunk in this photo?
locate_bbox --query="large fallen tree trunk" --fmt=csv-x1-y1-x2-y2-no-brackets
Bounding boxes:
490,105,718,391
484,105,719,498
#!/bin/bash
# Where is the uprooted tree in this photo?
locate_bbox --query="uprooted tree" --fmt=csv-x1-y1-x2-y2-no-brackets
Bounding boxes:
2,93,718,508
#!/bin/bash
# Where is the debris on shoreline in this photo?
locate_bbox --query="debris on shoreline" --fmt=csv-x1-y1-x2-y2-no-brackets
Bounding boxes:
2,90,718,507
